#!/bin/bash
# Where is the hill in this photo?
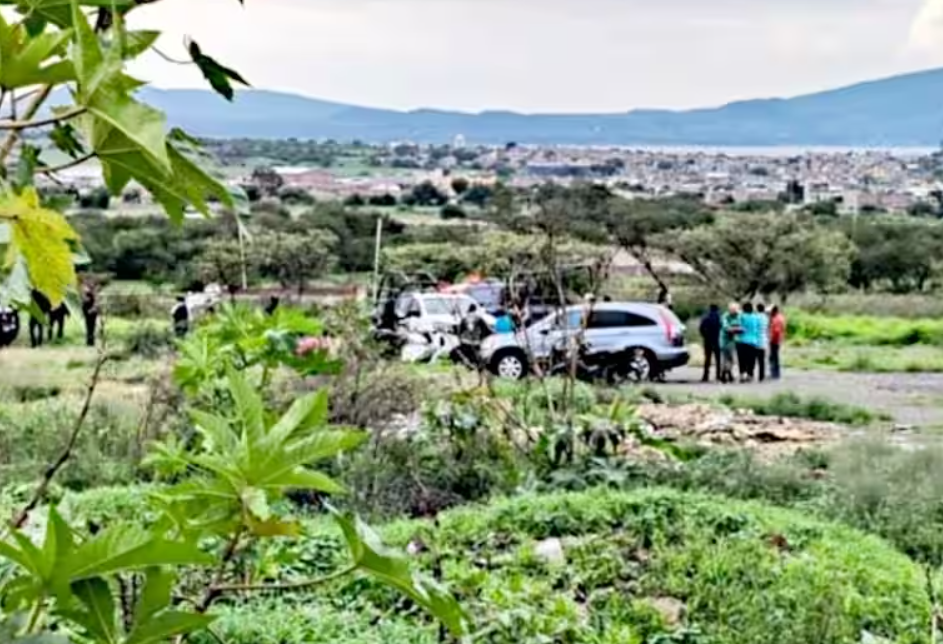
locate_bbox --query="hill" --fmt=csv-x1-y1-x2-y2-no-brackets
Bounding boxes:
140,67,943,146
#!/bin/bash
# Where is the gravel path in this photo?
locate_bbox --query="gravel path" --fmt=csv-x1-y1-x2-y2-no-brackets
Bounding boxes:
656,367,943,430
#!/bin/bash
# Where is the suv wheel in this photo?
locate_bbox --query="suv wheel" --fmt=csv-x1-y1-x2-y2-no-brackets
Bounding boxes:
492,350,528,380
625,348,654,383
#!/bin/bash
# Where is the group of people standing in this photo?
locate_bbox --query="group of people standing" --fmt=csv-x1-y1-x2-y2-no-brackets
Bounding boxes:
0,286,100,349
699,302,786,384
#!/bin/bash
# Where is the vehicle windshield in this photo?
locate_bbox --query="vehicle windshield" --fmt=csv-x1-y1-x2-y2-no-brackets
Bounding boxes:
423,296,473,316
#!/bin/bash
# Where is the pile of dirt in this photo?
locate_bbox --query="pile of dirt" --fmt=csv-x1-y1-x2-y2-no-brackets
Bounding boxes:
633,403,839,458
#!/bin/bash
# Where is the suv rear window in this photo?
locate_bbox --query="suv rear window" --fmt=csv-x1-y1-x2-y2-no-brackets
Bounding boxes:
588,310,657,329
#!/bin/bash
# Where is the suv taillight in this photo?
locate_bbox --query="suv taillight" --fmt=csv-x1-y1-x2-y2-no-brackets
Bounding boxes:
656,309,676,343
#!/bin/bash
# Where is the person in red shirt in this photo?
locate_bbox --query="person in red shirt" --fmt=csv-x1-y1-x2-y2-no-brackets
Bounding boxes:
769,306,786,380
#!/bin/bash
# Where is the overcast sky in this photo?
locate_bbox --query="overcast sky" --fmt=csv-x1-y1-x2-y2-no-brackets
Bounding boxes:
129,0,943,113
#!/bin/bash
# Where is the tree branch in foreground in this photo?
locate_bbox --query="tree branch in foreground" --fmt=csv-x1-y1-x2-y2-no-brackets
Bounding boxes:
0,106,86,132
37,153,97,175
10,345,111,529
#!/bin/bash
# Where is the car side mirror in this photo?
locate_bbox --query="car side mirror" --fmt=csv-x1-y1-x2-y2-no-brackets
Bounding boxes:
405,310,420,318
539,328,550,335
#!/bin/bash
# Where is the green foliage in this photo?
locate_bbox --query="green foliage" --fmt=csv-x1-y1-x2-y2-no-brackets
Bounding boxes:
123,323,174,359
203,489,930,644
385,230,604,282
0,397,143,489
254,230,336,294
173,303,338,395
718,392,886,426
665,212,856,299
788,310,943,347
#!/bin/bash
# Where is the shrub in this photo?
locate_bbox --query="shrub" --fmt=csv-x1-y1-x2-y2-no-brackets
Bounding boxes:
718,392,886,426
205,489,930,644
788,311,943,347
575,440,943,567
0,397,144,489
123,322,175,358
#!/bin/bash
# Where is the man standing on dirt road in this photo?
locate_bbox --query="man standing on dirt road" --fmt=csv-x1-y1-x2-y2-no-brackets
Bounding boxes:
699,304,722,382
769,306,786,380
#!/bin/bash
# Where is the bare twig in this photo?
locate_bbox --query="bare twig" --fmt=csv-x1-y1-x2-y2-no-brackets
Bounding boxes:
0,106,87,132
10,344,111,530
37,153,96,175
196,530,244,612
0,85,52,165
154,46,193,65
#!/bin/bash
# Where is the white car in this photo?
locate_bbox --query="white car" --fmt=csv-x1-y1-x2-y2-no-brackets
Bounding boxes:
396,292,492,335
480,302,689,380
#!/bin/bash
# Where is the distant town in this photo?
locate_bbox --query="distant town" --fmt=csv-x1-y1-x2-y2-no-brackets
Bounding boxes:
50,138,943,217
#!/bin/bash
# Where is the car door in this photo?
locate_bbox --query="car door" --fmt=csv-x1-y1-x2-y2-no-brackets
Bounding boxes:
586,309,659,354
530,308,584,358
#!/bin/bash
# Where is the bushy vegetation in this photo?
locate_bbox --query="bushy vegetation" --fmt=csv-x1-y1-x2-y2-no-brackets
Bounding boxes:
0,397,144,489
72,488,930,644
718,392,887,426
789,310,943,347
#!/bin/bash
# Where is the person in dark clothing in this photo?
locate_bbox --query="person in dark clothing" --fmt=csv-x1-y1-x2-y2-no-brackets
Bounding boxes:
453,303,492,368
171,296,190,338
379,296,399,331
264,296,280,316
47,304,68,342
29,290,51,348
0,307,20,347
698,304,722,382
81,287,99,347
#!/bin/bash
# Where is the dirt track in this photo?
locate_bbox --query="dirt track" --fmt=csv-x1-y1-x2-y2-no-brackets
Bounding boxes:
656,366,943,431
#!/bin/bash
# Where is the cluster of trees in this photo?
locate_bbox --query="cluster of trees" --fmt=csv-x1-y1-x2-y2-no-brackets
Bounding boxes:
71,178,943,301
205,138,360,168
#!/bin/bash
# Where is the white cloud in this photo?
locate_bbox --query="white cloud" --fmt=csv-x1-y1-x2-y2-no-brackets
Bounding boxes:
128,0,933,112
909,0,943,52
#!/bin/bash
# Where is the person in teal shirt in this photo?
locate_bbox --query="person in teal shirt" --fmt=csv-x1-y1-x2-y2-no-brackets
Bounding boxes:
719,303,742,383
755,303,770,382
493,309,515,334
738,302,763,381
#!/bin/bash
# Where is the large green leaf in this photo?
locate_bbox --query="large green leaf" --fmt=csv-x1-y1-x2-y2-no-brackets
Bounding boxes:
241,486,270,521
267,390,330,446
188,39,248,101
3,187,80,306
69,0,104,93
123,29,159,59
62,524,214,581
265,468,344,494
87,88,170,172
334,512,467,636
0,28,74,89
189,409,236,454
38,507,75,581
68,577,117,644
7,0,142,28
97,138,233,223
132,567,174,626
126,611,215,644
226,367,265,447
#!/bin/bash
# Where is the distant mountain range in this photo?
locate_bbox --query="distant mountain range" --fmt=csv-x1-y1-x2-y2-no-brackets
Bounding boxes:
139,68,943,146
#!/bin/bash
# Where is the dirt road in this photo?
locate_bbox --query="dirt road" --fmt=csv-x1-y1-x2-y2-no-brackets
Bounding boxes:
656,367,943,431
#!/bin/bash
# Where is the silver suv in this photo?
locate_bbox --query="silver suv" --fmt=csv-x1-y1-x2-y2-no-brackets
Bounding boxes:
479,302,689,380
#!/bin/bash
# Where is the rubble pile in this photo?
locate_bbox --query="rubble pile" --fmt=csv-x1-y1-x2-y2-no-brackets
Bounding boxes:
634,403,839,458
